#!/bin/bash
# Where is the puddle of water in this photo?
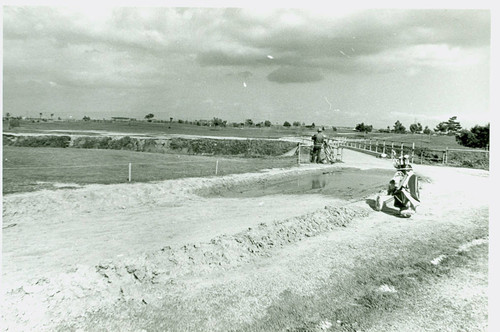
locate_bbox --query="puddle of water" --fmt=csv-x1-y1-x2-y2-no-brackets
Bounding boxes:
205,168,395,201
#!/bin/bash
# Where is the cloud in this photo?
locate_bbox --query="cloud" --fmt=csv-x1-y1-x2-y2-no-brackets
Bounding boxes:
2,7,491,90
267,66,324,83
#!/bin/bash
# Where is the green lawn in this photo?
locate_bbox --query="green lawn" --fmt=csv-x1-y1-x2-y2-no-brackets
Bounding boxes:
2,147,298,194
3,119,322,139
4,119,476,151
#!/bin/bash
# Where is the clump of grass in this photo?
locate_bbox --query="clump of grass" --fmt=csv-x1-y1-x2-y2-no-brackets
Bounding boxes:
168,137,297,156
447,151,489,170
3,135,71,148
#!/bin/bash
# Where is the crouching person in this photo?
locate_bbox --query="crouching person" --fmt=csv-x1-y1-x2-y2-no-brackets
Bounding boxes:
375,155,420,217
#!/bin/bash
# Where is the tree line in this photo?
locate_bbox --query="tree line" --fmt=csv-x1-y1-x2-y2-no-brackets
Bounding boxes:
355,116,489,149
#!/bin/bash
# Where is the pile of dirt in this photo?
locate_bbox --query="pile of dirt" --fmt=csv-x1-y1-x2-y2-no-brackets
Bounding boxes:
97,205,370,285
1,204,369,331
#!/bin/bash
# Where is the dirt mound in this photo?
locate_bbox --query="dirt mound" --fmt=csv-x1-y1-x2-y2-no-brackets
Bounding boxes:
1,204,369,331
97,205,369,285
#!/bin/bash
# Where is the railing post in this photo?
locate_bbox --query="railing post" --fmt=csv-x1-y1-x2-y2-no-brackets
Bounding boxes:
297,144,301,165
400,142,404,158
128,163,132,182
411,142,415,164
383,141,386,154
445,147,448,164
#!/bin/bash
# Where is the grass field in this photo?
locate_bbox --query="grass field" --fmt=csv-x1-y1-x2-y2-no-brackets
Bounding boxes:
3,119,319,139
2,120,488,194
4,119,477,151
2,146,298,194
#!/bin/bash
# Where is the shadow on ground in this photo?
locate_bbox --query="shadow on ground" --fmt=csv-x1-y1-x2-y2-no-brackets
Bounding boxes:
365,198,403,218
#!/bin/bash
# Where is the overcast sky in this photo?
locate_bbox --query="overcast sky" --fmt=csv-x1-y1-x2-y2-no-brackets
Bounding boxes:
2,6,491,128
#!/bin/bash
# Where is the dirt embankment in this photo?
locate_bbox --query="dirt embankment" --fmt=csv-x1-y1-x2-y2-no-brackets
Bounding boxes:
2,134,298,156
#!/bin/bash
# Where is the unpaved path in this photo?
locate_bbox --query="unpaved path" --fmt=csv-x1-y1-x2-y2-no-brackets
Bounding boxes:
1,150,489,331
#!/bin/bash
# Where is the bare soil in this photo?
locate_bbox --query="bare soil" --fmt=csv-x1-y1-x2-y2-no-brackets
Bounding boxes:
1,149,489,331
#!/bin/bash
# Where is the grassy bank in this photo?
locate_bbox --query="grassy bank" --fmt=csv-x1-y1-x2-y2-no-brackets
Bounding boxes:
241,227,488,332
2,146,298,194
4,119,476,151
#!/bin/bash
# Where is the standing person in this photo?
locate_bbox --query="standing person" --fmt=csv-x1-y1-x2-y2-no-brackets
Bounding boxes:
311,128,325,163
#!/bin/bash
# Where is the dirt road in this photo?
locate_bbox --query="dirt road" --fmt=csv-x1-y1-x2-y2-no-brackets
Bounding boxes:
1,150,489,331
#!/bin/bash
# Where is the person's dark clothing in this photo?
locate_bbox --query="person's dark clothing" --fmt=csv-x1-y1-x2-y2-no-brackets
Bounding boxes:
311,132,325,163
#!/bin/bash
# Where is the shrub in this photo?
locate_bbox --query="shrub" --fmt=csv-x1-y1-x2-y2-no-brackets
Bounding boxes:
167,138,296,156
455,124,489,149
9,135,71,148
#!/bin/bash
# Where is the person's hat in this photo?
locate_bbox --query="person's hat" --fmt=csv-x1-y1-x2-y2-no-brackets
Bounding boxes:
317,128,322,132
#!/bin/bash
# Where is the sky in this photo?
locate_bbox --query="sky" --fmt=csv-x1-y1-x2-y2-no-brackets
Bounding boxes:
2,5,492,129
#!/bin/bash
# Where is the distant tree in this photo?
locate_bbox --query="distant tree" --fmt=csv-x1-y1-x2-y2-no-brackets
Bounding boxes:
145,113,155,122
292,121,301,127
6,112,11,119
311,122,315,128
446,116,462,133
178,119,184,123
50,113,54,119
212,117,226,127
455,124,489,149
332,126,337,132
245,119,254,126
283,121,291,127
355,122,373,133
423,126,432,135
264,120,272,127
409,123,423,133
83,116,91,121
302,122,305,126
393,120,406,134
39,112,43,119
170,117,173,123
435,122,448,133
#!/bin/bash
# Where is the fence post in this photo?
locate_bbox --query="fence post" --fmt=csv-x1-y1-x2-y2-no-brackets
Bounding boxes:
383,141,386,154
369,139,372,151
411,142,415,164
128,163,132,182
297,144,301,165
442,151,445,165
420,149,423,164
216,160,219,175
400,142,404,158
445,147,448,164
375,140,378,153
